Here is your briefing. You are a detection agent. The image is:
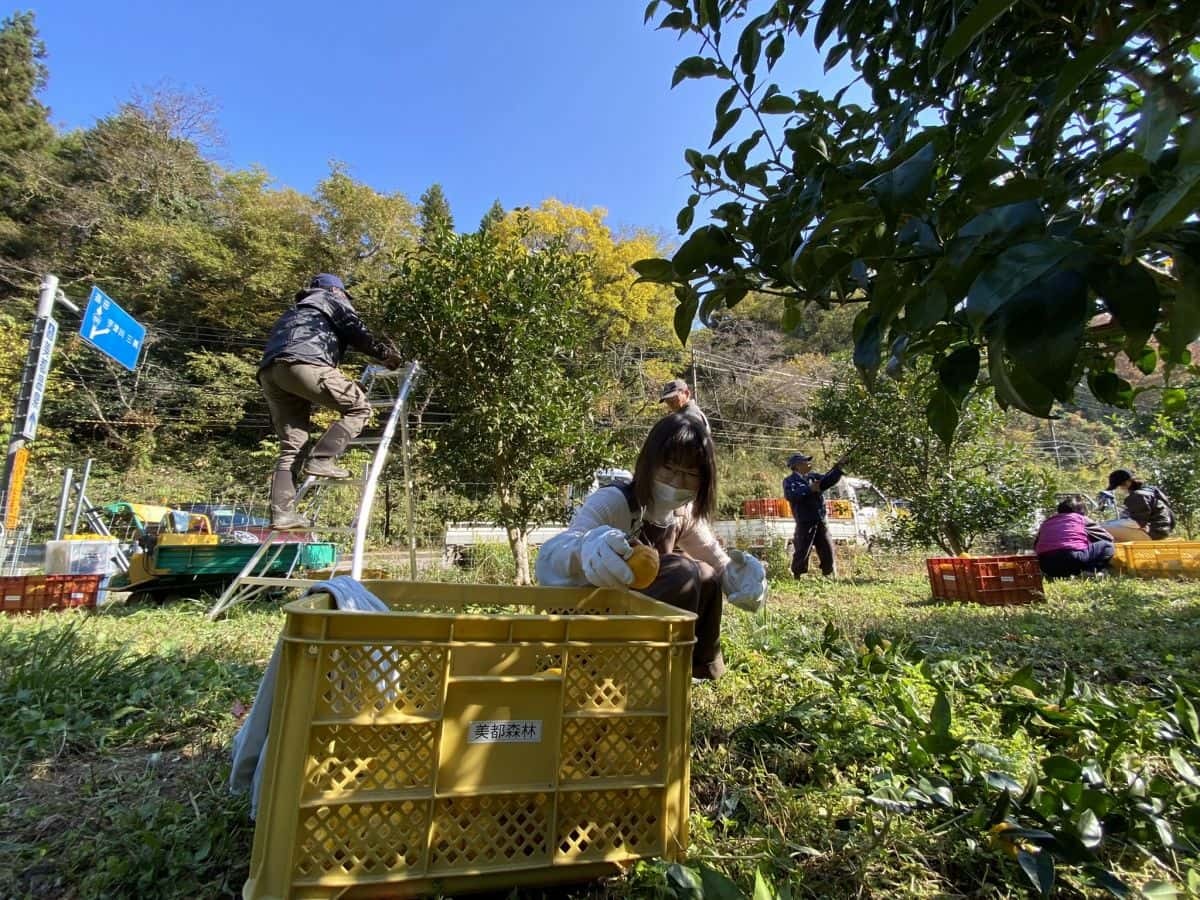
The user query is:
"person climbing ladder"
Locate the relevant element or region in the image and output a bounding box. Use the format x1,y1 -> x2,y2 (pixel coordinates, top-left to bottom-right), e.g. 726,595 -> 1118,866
258,274 -> 402,529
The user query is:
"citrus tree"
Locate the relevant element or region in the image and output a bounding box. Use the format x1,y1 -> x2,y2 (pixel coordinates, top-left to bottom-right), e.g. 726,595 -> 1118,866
636,0 -> 1200,441
809,368 -> 1055,554
380,228 -> 610,583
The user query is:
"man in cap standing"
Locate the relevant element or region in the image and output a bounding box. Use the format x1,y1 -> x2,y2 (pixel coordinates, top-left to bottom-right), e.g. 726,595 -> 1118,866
659,378 -> 709,430
783,451 -> 849,577
258,274 -> 402,529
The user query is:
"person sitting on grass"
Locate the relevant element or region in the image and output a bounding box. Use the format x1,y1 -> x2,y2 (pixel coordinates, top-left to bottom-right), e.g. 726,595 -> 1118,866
1103,468 -> 1175,541
535,412 -> 766,681
1035,498 -> 1115,579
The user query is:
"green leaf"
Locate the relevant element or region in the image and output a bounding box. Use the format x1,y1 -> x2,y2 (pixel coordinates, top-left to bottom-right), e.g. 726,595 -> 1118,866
1136,84 -> 1176,162
701,0 -> 720,32
666,863 -> 702,899
814,0 -> 842,50
968,93 -> 1030,164
1164,253 -> 1200,361
698,864 -> 745,900
906,283 -> 950,331
643,1 -> 661,25
937,0 -> 1020,73
926,389 -> 958,445
1017,849 -> 1055,897
738,23 -> 762,76
1163,387 -> 1187,414
1169,749 -> 1200,787
673,225 -> 737,276
808,201 -> 881,243
1048,11 -> 1156,116
765,33 -> 785,69
1140,882 -> 1177,900
965,239 -> 1081,328
1078,809 -> 1102,849
824,41 -> 850,73
685,148 -> 704,170
1000,268 -> 1089,400
673,56 -> 719,88
1088,371 -> 1135,408
1129,164 -> 1200,243
988,335 -> 1056,416
1176,690 -> 1200,741
760,94 -> 796,114
632,258 -> 677,282
1091,260 -> 1161,355
1133,345 -> 1157,375
930,689 -> 952,735
753,868 -> 781,900
938,345 -> 981,402
986,771 -> 1023,795
676,205 -> 695,234
853,313 -> 882,375
674,285 -> 700,344
1086,868 -> 1131,898
863,141 -> 936,224
1043,755 -> 1083,781
716,84 -> 740,119
710,108 -> 743,147
1095,150 -> 1152,179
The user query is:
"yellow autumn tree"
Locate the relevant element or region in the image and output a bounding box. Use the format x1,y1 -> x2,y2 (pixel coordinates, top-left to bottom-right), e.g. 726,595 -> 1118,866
501,200 -> 680,352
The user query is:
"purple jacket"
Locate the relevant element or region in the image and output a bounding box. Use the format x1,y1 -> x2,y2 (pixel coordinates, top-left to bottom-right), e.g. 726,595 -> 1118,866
1035,513 -> 1090,554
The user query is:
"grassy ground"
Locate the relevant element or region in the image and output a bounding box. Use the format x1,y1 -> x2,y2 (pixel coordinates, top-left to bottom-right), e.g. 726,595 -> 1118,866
0,552 -> 1197,898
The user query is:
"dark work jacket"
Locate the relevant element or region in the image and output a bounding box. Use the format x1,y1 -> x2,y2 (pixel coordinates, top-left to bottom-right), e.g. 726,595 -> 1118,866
259,288 -> 390,370
1123,485 -> 1175,537
783,466 -> 843,523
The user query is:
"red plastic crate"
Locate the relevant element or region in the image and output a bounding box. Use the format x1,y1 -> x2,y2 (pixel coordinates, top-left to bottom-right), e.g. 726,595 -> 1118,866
926,556 -> 1043,605
0,574 -> 102,614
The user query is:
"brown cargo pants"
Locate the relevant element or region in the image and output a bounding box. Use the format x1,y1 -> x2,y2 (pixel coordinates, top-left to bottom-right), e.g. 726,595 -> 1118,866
258,361 -> 371,515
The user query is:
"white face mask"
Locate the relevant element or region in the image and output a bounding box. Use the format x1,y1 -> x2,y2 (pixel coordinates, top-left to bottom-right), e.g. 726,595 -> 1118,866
652,480 -> 697,508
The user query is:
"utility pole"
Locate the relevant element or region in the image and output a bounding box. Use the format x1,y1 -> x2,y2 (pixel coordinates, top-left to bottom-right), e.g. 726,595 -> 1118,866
2,276 -> 62,527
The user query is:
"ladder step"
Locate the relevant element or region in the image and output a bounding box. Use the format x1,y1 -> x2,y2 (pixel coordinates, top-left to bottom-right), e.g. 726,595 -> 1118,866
349,436 -> 384,446
229,576 -> 319,588
368,399 -> 399,408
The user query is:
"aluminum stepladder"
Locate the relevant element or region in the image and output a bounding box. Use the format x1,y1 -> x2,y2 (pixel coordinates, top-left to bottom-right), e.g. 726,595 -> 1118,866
206,360 -> 421,620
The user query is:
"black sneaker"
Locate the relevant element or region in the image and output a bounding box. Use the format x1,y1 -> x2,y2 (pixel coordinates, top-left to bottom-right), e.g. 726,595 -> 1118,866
303,458 -> 351,479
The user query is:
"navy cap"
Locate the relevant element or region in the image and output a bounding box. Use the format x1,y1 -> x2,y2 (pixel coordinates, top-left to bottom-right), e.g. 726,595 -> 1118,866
310,273 -> 346,291
787,453 -> 813,467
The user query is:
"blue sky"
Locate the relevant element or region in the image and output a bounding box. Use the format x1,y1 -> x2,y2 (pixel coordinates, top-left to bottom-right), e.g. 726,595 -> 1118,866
31,1 -> 837,239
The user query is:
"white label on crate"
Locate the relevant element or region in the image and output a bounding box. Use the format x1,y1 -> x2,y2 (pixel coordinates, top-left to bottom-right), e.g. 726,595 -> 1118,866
468,720 -> 543,744
1001,576 -> 1014,583
942,574 -> 956,581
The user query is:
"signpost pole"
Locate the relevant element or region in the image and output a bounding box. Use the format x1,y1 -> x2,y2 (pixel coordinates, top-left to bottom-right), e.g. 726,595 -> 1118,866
1,275 -> 58,525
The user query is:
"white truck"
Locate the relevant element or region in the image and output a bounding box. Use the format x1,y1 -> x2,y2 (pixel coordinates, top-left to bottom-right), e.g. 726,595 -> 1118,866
443,472 -> 894,563
710,477 -> 894,551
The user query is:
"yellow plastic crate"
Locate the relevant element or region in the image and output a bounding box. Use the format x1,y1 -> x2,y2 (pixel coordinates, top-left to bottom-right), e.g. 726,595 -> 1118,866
1110,541 -> 1200,578
244,581 -> 696,899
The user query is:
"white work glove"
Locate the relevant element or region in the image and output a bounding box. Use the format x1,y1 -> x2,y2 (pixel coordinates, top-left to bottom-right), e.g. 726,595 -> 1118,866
580,527 -> 634,588
723,549 -> 767,613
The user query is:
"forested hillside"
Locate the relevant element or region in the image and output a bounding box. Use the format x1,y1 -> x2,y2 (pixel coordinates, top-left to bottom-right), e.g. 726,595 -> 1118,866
1,11 -> 1195,550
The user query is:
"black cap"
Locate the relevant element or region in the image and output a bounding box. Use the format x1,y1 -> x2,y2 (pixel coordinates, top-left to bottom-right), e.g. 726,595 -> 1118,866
1107,468 -> 1134,490
660,379 -> 689,401
787,453 -> 813,467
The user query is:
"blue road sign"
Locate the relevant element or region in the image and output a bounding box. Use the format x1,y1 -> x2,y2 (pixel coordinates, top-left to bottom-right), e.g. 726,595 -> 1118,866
81,286 -> 145,371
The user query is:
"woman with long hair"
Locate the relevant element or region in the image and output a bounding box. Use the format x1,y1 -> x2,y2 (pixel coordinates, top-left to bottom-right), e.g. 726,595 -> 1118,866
536,412 -> 766,680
